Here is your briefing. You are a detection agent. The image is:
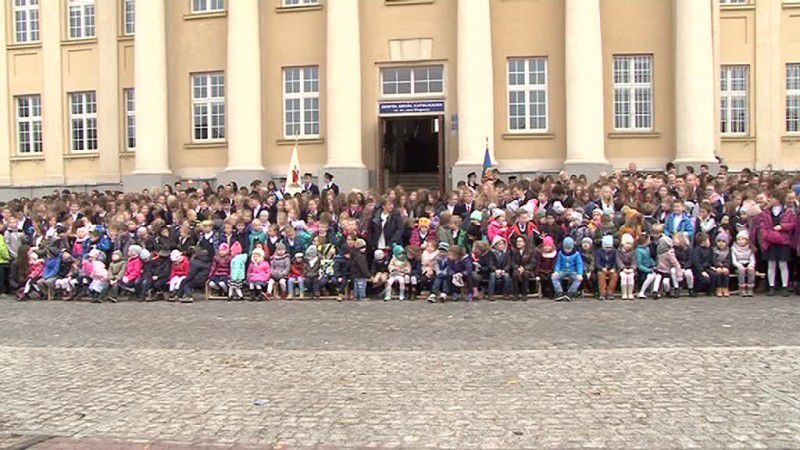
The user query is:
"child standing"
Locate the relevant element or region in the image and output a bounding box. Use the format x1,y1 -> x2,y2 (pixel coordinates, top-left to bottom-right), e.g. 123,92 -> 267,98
731,230 -> 756,297
348,239 -> 369,300
616,233 -> 637,300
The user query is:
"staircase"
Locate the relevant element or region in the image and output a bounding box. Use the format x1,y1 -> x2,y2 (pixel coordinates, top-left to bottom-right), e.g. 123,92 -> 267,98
388,172 -> 441,192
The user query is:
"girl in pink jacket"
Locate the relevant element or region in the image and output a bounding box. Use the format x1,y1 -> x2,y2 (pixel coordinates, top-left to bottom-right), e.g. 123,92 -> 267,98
247,248 -> 271,300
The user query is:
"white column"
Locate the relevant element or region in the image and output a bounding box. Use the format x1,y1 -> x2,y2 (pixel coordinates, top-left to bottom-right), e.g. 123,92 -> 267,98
564,0 -> 609,175
0,0 -> 11,186
41,0 -> 65,184
96,0 -> 121,184
455,0 -> 494,170
674,0 -> 716,167
754,0 -> 782,170
133,0 -> 171,176
224,0 -> 266,177
324,0 -> 367,190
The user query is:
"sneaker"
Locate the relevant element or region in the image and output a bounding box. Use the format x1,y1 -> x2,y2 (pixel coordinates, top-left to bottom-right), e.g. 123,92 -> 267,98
427,294 -> 436,303
438,293 -> 447,302
637,292 -> 647,299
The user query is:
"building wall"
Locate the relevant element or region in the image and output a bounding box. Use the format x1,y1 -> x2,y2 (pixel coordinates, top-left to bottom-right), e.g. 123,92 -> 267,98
1,0 -> 800,195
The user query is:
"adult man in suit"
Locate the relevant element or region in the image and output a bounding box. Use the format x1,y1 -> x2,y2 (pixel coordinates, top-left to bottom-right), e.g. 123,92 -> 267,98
321,172 -> 340,196
302,173 -> 320,196
453,189 -> 476,220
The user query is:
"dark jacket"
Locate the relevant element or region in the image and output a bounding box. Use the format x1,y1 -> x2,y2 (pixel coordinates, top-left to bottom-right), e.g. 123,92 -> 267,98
691,245 -> 714,275
595,248 -> 618,270
510,248 -> 536,273
348,247 -> 370,278
368,209 -> 405,249
490,249 -> 512,273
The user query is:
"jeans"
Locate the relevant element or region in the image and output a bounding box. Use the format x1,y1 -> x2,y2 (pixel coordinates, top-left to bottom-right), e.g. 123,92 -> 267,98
488,271 -> 511,296
431,274 -> 450,295
353,278 -> 367,299
552,271 -> 582,296
288,277 -> 305,296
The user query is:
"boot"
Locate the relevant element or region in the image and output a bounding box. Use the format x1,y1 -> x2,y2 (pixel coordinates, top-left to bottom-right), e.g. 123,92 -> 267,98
740,284 -> 749,297
768,287 -> 776,296
716,287 -> 722,297
689,288 -> 697,298
723,287 -> 730,297
782,287 -> 791,297
399,288 -> 405,301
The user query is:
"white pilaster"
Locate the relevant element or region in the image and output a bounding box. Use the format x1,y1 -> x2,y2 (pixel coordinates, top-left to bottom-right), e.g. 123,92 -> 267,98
220,0 -> 268,186
324,0 -> 367,191
0,0 -> 10,186
674,0 -> 717,168
564,0 -> 610,176
41,0 -> 65,184
97,0 -> 121,183
454,0 -> 494,181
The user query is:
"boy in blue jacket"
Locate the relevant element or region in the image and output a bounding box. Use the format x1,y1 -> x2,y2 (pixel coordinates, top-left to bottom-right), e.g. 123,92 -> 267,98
552,237 -> 584,302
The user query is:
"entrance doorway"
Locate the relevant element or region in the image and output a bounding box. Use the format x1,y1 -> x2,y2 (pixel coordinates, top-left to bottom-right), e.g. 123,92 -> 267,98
378,115 -> 445,193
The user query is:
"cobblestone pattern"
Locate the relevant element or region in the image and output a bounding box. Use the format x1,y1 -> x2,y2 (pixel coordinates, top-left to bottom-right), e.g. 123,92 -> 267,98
1,346 -> 800,448
1,296 -> 799,351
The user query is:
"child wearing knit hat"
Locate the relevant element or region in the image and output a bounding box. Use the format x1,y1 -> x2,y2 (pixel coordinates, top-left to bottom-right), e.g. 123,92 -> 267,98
617,233 -> 637,300
731,230 -> 756,297
712,231 -> 732,297
535,236 -> 558,298
552,236 -> 584,302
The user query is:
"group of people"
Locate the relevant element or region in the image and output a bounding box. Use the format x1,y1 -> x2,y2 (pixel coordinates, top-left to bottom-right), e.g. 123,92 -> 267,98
0,163 -> 798,304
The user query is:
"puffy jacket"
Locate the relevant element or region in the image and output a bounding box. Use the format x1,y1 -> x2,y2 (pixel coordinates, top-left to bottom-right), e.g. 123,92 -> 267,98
151,256 -> 172,282
247,260 -> 271,282
555,250 -> 584,275
230,254 -> 247,282
691,245 -> 713,275
490,249 -> 512,273
534,250 -> 557,276
125,256 -> 144,282
209,254 -> 231,278
487,220 -> 510,244
43,256 -> 61,280
664,213 -> 695,240
0,235 -> 11,265
348,247 -> 370,279
170,256 -> 190,279
635,245 -> 656,273
731,244 -> 755,269
270,253 -> 291,279
616,248 -> 637,270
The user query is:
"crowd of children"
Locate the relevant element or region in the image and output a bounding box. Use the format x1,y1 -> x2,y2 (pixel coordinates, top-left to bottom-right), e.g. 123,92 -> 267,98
1,164 -> 799,303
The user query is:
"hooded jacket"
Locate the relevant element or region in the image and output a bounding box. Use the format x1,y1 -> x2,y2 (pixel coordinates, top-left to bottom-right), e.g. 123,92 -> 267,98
247,259 -> 272,282
555,249 -> 584,274
635,245 -> 656,273
125,256 -> 144,282
230,254 -> 247,282
655,237 -> 681,273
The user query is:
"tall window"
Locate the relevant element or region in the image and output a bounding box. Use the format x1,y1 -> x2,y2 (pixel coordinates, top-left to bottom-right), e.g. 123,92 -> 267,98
282,0 -> 319,5
613,55 -> 653,131
192,73 -> 225,142
787,64 -> 800,134
69,92 -> 98,152
13,0 -> 39,43
507,57 -> 548,132
283,66 -> 320,138
381,66 -> 444,96
16,95 -> 42,154
124,89 -> 136,149
123,0 -> 135,35
192,0 -> 224,13
720,65 -> 749,135
68,0 -> 95,39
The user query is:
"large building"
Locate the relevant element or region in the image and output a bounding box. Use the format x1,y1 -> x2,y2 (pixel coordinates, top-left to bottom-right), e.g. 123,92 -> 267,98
0,0 -> 799,197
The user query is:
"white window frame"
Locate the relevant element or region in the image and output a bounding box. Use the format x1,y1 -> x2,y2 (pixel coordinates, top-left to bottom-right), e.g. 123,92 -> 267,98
124,88 -> 136,150
380,65 -> 445,99
720,65 -> 749,136
69,91 -> 98,152
283,66 -> 320,139
191,0 -> 224,13
612,55 -> 654,132
13,0 -> 40,44
123,0 -> 135,35
16,95 -> 42,155
787,63 -> 800,135
282,0 -> 319,6
191,72 -> 226,142
506,57 -> 548,133
720,0 -> 748,4
68,0 -> 95,39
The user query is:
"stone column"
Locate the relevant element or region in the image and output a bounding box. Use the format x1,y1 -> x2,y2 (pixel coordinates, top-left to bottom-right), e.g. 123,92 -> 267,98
218,0 -> 268,187
674,0 -> 717,171
564,0 -> 611,178
41,0 -> 65,185
96,0 -> 121,185
0,0 -> 11,189
324,0 -> 368,192
754,0 -> 782,170
454,0 -> 494,184
123,0 -> 177,191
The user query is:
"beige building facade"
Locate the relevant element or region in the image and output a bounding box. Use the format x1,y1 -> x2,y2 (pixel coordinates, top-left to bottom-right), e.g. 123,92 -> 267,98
1,0 -> 800,197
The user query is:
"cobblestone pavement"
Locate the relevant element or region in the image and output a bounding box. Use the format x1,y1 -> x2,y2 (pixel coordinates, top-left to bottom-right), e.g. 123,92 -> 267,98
1,297 -> 799,448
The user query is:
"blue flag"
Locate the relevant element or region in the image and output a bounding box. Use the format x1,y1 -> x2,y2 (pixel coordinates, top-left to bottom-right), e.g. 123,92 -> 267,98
481,140 -> 492,178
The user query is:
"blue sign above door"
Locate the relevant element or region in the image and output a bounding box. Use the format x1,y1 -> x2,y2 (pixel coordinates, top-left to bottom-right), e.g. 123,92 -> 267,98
379,100 -> 445,115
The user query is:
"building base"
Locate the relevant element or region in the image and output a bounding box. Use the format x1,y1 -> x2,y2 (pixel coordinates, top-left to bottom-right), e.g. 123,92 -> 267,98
673,158 -> 720,175
122,173 -> 180,192
323,166 -> 370,193
451,164 -> 484,189
562,160 -> 614,180
215,168 -> 270,189
0,183 -> 124,201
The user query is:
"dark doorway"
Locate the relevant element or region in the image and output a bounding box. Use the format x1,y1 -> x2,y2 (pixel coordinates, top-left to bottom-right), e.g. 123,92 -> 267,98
379,115 -> 444,193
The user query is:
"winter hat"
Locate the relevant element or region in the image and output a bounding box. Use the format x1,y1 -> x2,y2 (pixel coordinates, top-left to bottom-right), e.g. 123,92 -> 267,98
170,249 -> 182,262
601,235 -> 613,249
218,243 -> 230,254
127,244 -> 142,257
392,244 -> 405,258
621,233 -> 634,246
736,229 -> 750,241
230,241 -> 243,257
492,209 -> 505,219
88,248 -> 102,260
374,249 -> 385,260
563,237 -> 575,251
293,252 -> 304,259
569,211 -> 583,223
491,235 -> 506,248
139,249 -> 151,262
469,210 -> 483,223
305,245 -> 318,259
438,242 -> 450,251
111,250 -> 123,261
417,217 -> 431,228
551,201 -> 565,215
355,238 -> 367,249
542,236 -> 555,249
252,248 -> 265,259
581,237 -> 594,248
158,247 -> 171,258
716,231 -> 730,244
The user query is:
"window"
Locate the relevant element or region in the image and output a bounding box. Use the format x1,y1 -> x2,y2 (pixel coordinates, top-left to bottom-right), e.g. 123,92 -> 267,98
68,0 -> 95,39
16,95 -> 42,154
613,55 -> 653,131
123,0 -> 135,35
720,0 -> 748,4
720,65 -> 749,135
192,73 -> 225,141
788,64 -> 800,134
507,57 -> 548,132
282,0 -> 319,5
381,66 -> 444,96
124,89 -> 136,149
69,92 -> 98,152
283,66 -> 319,138
192,0 -> 224,13
13,0 -> 39,43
